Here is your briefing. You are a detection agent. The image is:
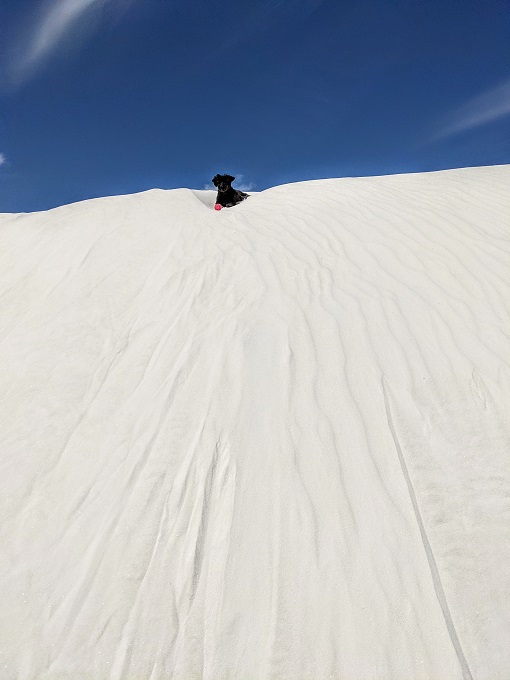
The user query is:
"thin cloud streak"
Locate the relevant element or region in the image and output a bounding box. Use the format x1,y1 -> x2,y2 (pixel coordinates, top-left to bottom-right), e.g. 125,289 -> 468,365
12,0 -> 106,83
6,0 -> 133,85
0,153 -> 6,167
434,77 -> 510,141
32,0 -> 103,64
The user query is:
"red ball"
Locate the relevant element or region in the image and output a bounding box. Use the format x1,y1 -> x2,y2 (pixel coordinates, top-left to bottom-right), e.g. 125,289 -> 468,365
214,203 -> 222,211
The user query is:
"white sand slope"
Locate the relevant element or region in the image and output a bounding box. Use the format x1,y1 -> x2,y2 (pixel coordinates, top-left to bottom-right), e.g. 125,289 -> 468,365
1,166 -> 509,680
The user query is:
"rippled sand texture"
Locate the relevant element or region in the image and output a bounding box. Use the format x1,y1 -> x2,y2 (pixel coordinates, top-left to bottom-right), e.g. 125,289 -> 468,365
1,166 -> 509,680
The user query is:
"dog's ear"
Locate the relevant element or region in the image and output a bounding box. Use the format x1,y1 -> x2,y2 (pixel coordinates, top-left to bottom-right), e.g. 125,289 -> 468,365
225,175 -> 235,183
212,175 -> 220,187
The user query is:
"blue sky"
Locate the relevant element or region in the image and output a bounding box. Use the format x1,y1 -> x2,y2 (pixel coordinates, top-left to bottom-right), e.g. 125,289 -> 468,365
0,0 -> 509,212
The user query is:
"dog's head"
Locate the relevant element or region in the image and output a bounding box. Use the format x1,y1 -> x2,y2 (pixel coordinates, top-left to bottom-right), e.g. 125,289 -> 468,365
212,174 -> 235,193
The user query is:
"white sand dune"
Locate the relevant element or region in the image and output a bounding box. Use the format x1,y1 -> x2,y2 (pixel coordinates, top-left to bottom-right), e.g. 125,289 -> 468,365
1,166 -> 509,680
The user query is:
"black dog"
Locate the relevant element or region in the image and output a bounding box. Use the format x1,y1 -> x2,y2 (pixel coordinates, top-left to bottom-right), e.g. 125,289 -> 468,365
212,174 -> 249,208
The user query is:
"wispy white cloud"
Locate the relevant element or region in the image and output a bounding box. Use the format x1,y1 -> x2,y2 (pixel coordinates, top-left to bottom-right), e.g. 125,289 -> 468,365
433,77 -> 510,141
5,0 -> 132,86
236,180 -> 255,192
229,174 -> 255,192
0,153 -> 6,167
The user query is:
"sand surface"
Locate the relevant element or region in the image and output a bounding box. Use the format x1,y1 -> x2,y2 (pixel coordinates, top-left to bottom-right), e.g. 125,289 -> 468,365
1,166 -> 510,679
